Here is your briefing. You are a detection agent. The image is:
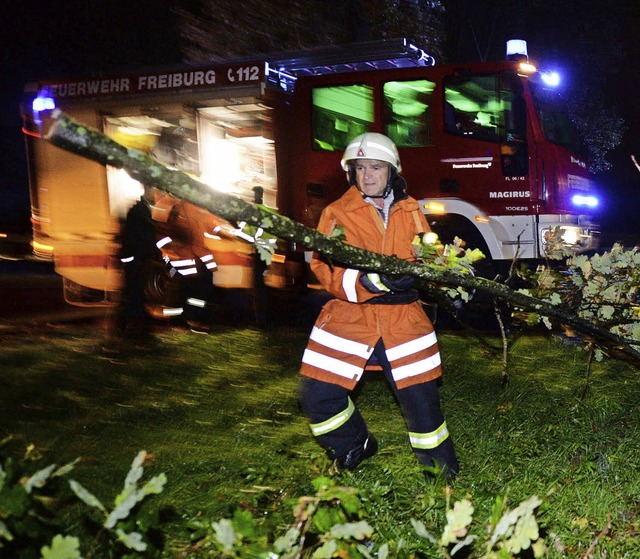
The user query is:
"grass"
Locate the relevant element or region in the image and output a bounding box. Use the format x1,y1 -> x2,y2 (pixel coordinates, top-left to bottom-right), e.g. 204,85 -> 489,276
1,319 -> 639,557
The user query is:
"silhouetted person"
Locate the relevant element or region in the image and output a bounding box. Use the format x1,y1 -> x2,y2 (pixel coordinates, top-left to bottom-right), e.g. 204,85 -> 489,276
117,189 -> 162,346
251,186 -> 270,327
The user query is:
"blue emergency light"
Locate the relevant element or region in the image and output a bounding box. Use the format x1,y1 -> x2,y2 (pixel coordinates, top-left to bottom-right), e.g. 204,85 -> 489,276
506,39 -> 528,60
32,96 -> 56,113
541,71 -> 560,87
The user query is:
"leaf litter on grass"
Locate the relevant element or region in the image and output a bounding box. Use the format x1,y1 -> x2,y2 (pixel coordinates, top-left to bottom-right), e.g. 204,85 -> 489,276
1,324 -> 640,556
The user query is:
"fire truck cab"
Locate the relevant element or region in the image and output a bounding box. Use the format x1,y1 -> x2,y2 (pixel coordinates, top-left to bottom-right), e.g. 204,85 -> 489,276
285,40 -> 599,269
22,39 -> 599,312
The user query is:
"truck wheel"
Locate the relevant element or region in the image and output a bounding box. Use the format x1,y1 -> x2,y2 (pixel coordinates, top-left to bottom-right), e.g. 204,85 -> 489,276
428,216 -> 499,280
143,260 -> 184,320
427,216 -> 502,329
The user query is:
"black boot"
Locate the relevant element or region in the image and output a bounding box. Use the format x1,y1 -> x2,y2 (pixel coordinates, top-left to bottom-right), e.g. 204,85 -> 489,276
423,459 -> 458,483
335,433 -> 378,471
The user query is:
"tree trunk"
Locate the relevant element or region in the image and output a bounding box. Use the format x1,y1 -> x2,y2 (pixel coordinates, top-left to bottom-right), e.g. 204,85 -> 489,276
45,111 -> 640,362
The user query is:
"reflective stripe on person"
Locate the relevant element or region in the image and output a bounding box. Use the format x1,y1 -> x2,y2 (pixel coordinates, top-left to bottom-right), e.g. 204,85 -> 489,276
151,195 -> 220,333
154,235 -> 217,333
298,133 -> 459,480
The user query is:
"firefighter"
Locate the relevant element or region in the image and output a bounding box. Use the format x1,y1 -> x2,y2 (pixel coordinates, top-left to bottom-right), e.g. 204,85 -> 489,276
299,133 -> 459,480
153,196 -> 217,333
117,187 -> 162,344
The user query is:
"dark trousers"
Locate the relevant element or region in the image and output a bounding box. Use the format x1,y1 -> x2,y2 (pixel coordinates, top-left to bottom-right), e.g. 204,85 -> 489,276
117,260 -> 153,342
182,259 -> 214,324
299,338 -> 459,473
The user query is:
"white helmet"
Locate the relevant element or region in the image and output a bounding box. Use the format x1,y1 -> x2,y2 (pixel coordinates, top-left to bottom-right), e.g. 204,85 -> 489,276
341,133 -> 401,173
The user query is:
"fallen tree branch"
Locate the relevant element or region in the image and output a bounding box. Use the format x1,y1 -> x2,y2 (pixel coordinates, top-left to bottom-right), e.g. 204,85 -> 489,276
581,512 -> 611,559
45,111 -> 640,362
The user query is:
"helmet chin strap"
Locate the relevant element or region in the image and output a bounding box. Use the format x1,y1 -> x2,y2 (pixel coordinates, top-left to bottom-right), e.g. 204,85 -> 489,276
364,190 -> 390,199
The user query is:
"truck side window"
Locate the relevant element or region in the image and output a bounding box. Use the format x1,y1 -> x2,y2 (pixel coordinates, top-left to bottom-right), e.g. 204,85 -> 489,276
530,81 -> 581,151
500,71 -> 529,176
443,74 -> 504,143
312,85 -> 373,151
383,79 -> 434,147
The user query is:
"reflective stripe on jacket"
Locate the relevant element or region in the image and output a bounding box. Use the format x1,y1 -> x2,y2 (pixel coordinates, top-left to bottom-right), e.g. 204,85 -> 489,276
300,185 -> 442,390
156,236 -> 217,276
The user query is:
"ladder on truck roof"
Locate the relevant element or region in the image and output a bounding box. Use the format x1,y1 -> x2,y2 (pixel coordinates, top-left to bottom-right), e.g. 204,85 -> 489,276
266,38 -> 435,91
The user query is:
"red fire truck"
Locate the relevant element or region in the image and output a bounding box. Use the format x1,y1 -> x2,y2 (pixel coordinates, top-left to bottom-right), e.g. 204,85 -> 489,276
21,39 -> 599,315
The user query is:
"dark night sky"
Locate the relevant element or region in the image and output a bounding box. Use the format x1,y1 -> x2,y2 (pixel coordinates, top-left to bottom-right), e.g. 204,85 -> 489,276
1,1 -> 639,244
0,0 -> 185,232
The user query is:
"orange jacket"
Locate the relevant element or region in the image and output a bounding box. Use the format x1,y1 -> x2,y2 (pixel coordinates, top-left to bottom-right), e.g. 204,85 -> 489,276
300,185 -> 443,390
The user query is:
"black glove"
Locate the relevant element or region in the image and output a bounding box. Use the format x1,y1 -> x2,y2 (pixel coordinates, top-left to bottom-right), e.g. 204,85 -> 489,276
360,272 -> 415,293
381,273 -> 415,291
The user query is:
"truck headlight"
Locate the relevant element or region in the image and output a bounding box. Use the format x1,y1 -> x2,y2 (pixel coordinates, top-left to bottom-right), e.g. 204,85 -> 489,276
561,227 -> 579,246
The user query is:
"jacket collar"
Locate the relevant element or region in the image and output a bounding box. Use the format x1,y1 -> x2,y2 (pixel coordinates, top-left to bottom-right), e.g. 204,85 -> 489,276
341,185 -> 418,213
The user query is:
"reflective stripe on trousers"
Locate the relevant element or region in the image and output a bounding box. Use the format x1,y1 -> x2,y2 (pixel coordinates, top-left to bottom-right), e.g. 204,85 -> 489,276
299,338 -> 458,472
309,397 -> 356,437
299,379 -> 368,459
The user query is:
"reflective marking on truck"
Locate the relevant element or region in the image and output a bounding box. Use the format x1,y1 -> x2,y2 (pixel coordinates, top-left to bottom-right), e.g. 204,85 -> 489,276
227,65 -> 261,82
56,255 -> 111,267
42,78 -> 131,97
489,191 -> 530,198
441,156 -> 494,169
441,157 -> 493,163
138,70 -> 216,90
571,156 -> 587,169
37,64 -> 265,100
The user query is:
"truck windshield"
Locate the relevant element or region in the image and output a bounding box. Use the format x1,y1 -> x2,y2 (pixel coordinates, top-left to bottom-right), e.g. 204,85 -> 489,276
443,74 -> 506,143
383,79 -> 435,147
312,84 -> 373,151
529,82 -> 582,153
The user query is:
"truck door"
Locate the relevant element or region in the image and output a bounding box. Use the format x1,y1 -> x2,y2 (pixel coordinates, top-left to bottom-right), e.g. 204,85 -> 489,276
26,105 -> 122,304
290,81 -> 375,228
